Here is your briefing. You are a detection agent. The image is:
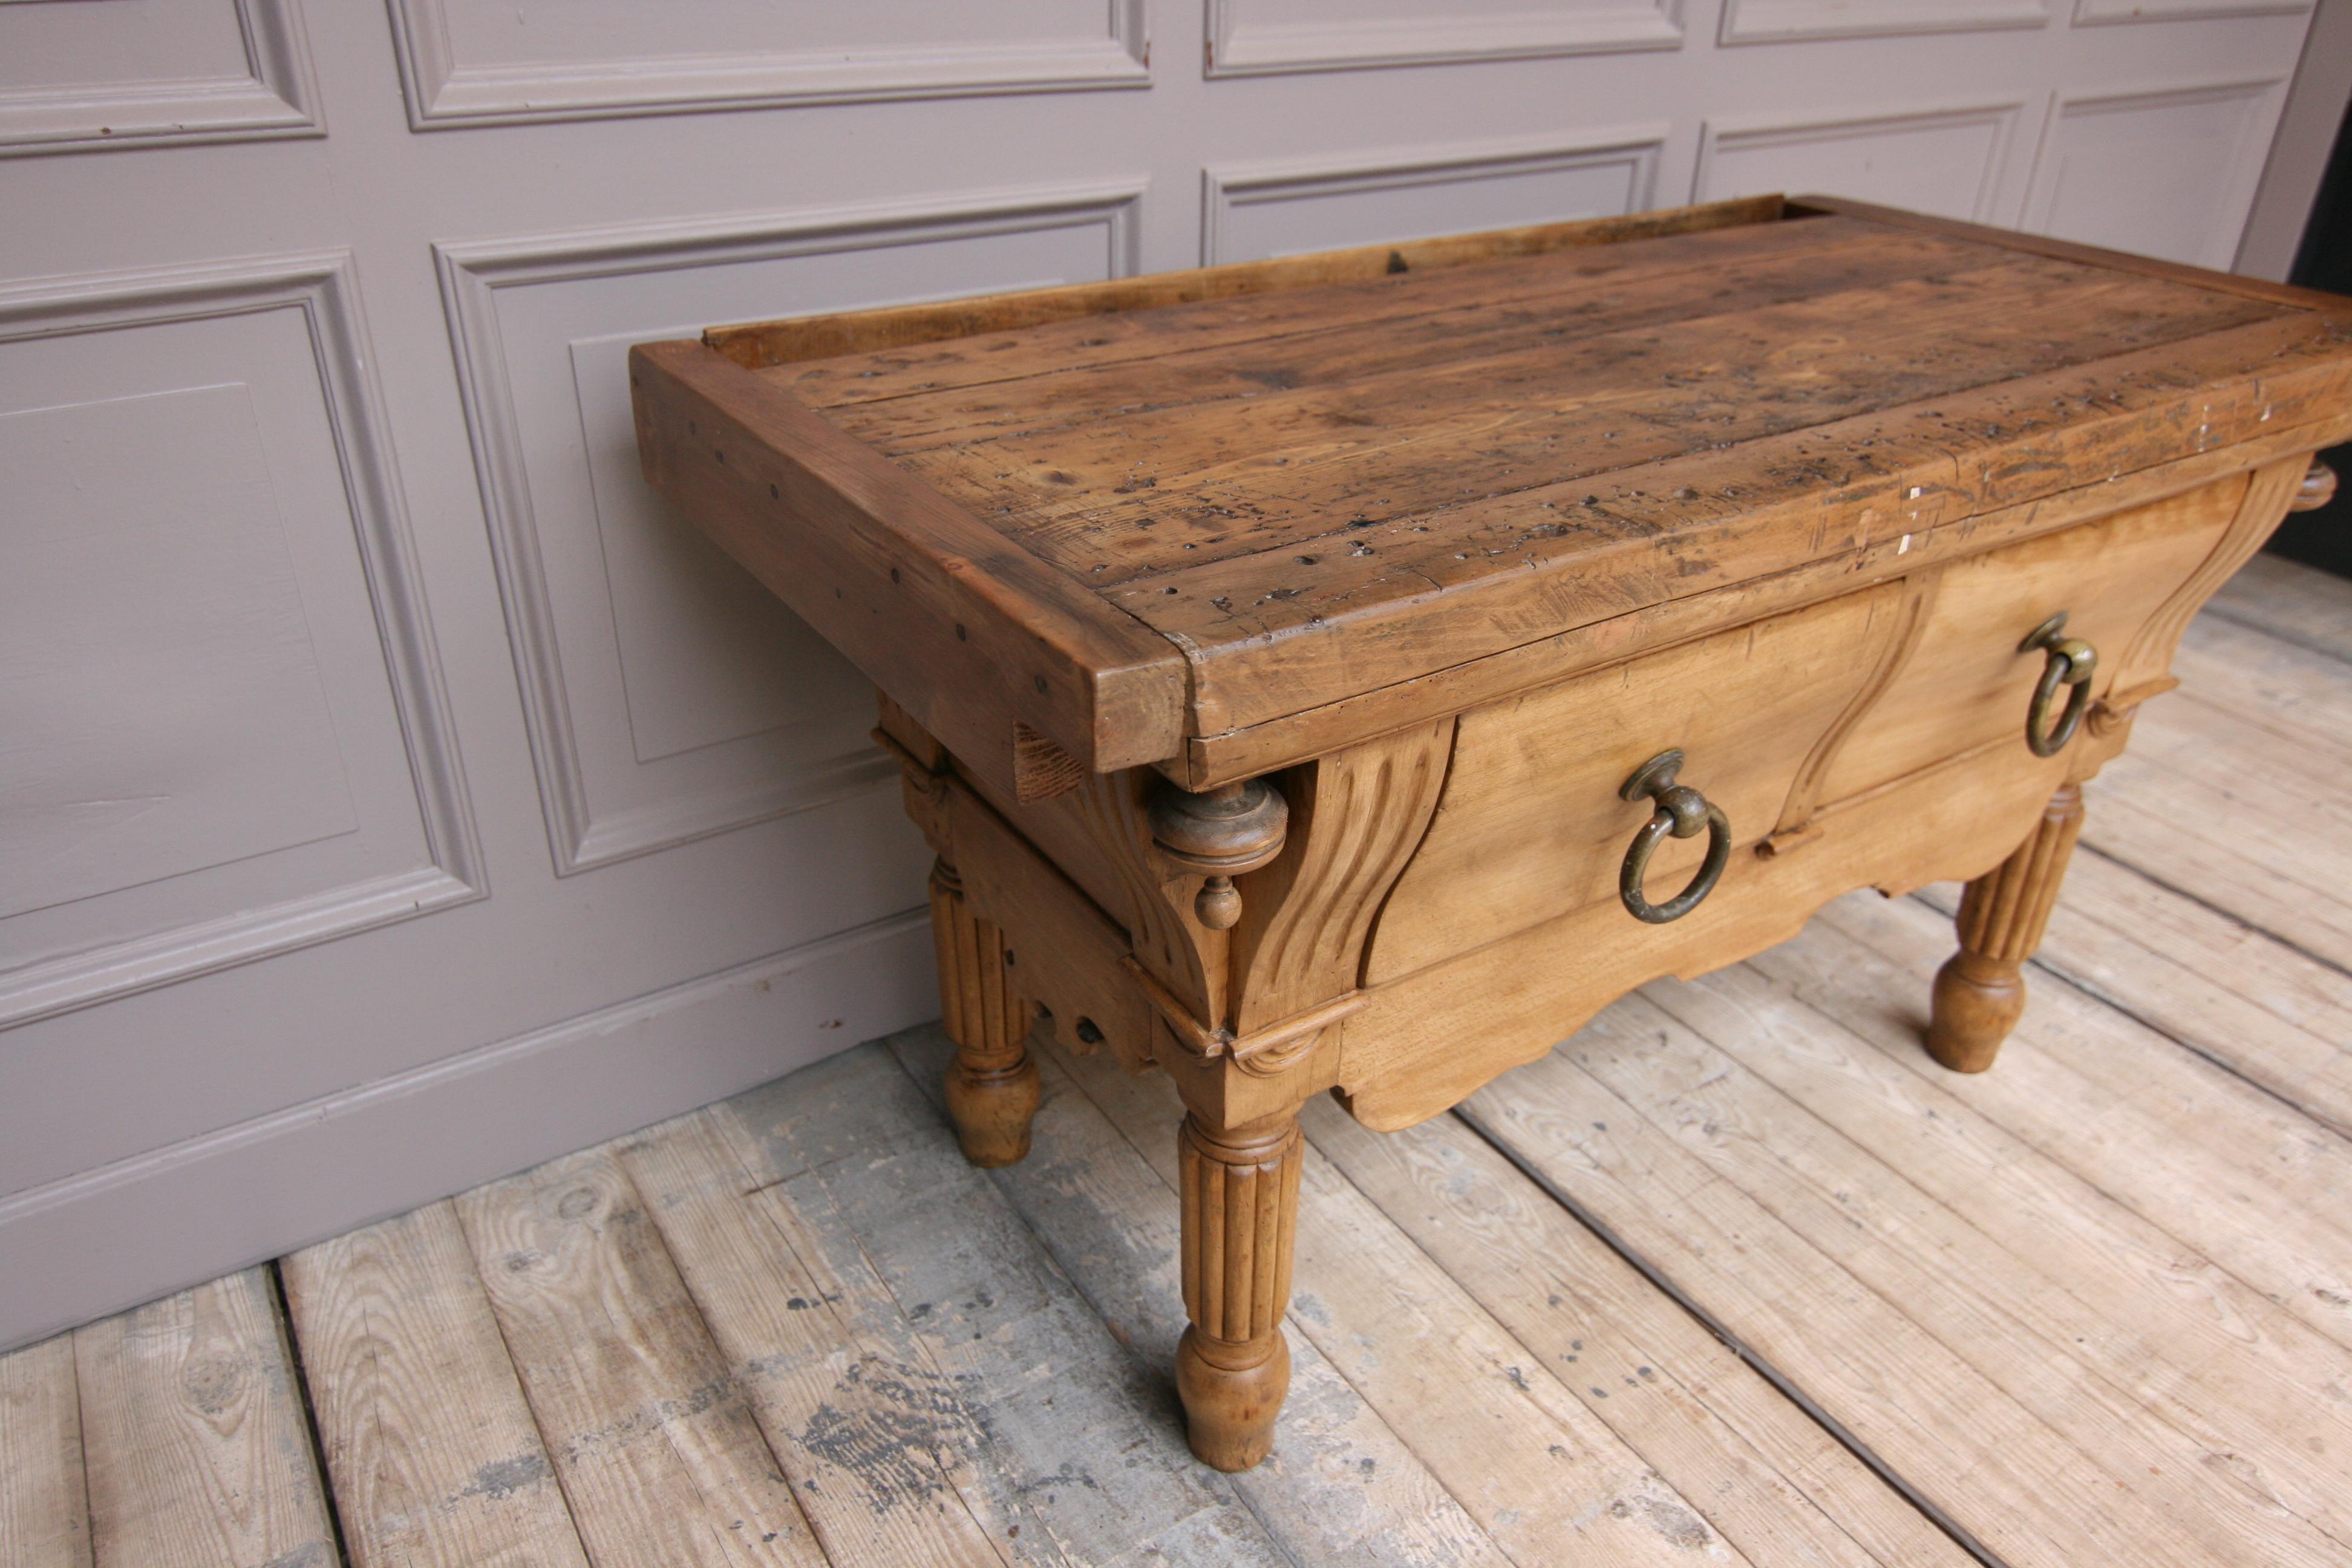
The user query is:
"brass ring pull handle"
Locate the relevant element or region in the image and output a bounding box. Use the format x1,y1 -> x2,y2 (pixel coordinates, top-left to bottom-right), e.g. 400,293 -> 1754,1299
1618,750 -> 1733,925
2019,613 -> 2099,758
2293,459 -> 2336,512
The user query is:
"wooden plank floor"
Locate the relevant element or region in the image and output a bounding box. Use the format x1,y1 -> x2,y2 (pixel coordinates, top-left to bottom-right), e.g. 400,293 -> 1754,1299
7,558 -> 2351,1568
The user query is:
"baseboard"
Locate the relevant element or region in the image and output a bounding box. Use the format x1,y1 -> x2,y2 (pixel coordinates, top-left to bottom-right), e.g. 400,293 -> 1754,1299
0,907 -> 936,1352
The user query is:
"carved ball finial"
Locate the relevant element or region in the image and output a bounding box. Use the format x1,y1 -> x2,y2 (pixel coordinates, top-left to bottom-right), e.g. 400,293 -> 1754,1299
1149,777 -> 1289,930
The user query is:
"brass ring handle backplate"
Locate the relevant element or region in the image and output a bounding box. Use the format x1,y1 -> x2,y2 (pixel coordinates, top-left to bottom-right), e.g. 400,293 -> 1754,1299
1618,749 -> 1733,924
2019,613 -> 2098,757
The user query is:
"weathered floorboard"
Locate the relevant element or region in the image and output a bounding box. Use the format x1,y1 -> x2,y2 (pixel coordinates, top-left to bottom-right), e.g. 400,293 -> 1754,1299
613,1105 -> 1015,1567
1798,895 -> 2352,1353
2206,551 -> 2352,665
1298,1101 -> 1974,1568
74,1266 -> 336,1568
280,1201 -> 589,1568
993,1031 -> 1765,1567
1615,971 -> 2352,1562
1462,1035 -> 2254,1568
1924,846 -> 2352,1138
455,1148 -> 826,1567
0,1332 -> 92,1568
723,1044 -> 1292,1567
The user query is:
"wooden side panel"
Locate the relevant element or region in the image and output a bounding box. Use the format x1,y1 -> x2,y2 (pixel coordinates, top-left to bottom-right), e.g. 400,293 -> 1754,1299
1339,738 -> 2067,1129
1368,586 -> 1895,982
1814,475 -> 2249,806
629,339 -> 1186,790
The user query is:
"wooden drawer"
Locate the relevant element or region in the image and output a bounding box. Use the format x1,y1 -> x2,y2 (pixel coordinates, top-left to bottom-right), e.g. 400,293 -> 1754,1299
1810,474 -> 2249,808
1365,584 -> 1903,982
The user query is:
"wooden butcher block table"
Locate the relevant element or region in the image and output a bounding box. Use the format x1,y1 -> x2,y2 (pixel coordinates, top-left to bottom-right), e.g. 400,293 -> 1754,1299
633,194 -> 2351,1471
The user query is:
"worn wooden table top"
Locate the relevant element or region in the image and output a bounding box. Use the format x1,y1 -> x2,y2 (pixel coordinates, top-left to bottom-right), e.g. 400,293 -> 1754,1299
633,197 -> 2352,791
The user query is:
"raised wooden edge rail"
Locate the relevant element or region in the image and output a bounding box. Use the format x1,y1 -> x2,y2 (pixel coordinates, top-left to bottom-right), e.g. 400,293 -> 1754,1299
701,194 -> 1788,369
629,337 -> 1187,801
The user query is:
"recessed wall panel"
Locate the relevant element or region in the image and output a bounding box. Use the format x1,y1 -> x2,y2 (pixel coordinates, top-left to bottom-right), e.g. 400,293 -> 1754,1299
1207,0 -> 1682,74
0,385 -> 354,920
0,256 -> 477,1026
0,0 -> 318,155
2024,80 -> 2284,267
437,186 -> 1146,872
1204,134 -> 1665,266
1697,103 -> 2025,223
390,0 -> 1146,126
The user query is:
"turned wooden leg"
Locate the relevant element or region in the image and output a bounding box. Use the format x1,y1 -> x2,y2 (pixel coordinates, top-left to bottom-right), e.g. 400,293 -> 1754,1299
929,859 -> 1040,1168
1175,1109 -> 1301,1471
1928,783 -> 2085,1073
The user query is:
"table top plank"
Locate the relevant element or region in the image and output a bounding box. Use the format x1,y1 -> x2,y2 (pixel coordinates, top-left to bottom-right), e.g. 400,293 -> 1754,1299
645,200 -> 2352,777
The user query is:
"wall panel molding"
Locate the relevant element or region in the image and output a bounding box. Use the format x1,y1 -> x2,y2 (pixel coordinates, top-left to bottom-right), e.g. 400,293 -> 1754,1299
2022,76 -> 2287,268
1202,129 -> 1667,266
2073,0 -> 2306,22
1720,0 -> 2047,44
435,181 -> 1146,875
388,0 -> 1148,129
0,907 -> 933,1352
0,0 -> 321,157
1695,100 -> 2028,223
1205,0 -> 1681,74
0,253 -> 483,1027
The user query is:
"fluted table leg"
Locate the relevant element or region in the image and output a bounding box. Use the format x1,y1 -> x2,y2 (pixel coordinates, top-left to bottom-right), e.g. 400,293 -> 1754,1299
1175,1109 -> 1301,1471
930,858 -> 1041,1167
1929,783 -> 2085,1073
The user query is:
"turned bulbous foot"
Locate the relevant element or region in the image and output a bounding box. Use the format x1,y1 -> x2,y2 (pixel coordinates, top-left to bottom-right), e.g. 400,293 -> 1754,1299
1927,951 -> 2025,1073
1926,781 -> 2084,1074
943,1052 -> 1041,1168
1177,1325 -> 1290,1472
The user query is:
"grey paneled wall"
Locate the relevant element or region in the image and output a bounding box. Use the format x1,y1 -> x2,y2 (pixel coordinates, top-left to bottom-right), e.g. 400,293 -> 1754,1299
0,0 -> 2327,1347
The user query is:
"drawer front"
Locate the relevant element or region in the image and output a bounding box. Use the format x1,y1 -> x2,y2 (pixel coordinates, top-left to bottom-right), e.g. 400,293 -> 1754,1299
1365,584 -> 1901,982
1811,474 -> 2249,809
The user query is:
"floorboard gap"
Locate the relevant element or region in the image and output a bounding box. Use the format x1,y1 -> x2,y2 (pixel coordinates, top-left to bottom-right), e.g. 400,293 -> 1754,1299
269,1259 -> 355,1568
1449,1103 -> 2014,1568
2073,839 -> 2352,985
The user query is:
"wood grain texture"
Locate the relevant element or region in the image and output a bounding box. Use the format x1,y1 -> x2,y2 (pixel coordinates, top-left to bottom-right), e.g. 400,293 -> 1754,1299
629,338 -> 1185,788
1675,903 -> 2352,1558
1171,421 -> 2346,787
1370,586 -> 1890,979
1339,729 -> 2070,1129
886,1027 -> 1518,1567
455,1148 -> 826,1567
643,201 -> 2352,767
982,1029 -> 1779,1567
1799,893 -> 2352,1358
1465,1005 -> 2297,1568
74,1267 -> 337,1568
1229,719 -> 1453,1033
1301,1100 -> 1973,1568
0,1333 -> 91,1568
722,1046 -> 1290,1565
613,1106 -> 1014,1568
704,195 -> 1788,368
279,1201 -> 588,1568
2206,552 -> 2352,665
930,858 -> 1042,1168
